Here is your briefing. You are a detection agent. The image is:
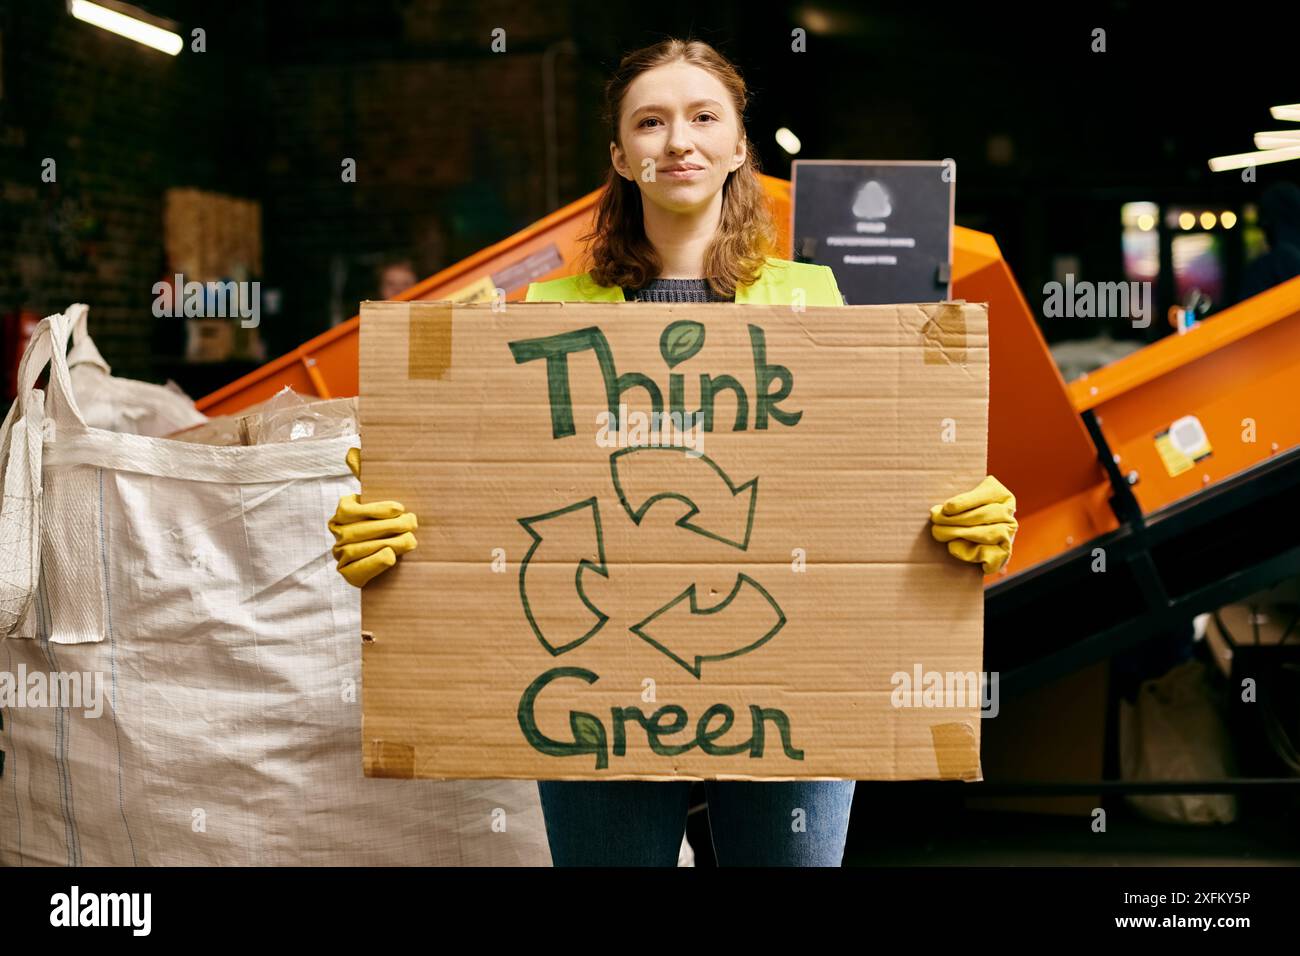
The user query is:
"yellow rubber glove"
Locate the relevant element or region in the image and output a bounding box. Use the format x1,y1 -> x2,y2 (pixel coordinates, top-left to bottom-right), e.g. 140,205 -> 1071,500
929,475 -> 1018,574
328,447 -> 418,587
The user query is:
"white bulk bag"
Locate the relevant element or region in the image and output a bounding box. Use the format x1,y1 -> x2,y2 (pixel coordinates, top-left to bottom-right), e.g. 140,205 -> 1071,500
0,307 -> 550,865
64,304 -> 209,438
0,316 -> 49,636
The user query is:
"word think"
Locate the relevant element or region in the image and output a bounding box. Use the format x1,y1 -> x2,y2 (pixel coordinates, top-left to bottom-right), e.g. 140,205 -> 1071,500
509,323 -> 800,440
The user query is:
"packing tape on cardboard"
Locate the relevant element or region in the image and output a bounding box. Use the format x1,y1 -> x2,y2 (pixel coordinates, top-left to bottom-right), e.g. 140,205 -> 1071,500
408,302 -> 454,380
921,303 -> 967,366
368,740 -> 416,779
930,721 -> 980,780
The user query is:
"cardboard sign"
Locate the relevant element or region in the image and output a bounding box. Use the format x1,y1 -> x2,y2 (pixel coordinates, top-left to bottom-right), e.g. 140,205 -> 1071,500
359,300 -> 988,781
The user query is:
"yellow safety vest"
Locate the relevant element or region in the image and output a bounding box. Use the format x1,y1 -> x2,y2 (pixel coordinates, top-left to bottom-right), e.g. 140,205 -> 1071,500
525,255 -> 844,307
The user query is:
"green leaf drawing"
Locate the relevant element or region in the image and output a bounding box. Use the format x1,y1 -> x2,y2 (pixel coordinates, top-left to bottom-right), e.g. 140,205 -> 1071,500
571,712 -> 605,749
659,320 -> 705,368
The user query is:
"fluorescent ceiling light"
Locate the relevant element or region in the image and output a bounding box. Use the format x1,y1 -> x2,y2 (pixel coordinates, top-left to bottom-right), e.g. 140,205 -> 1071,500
1254,130 -> 1300,149
775,127 -> 802,155
1269,104 -> 1300,122
68,0 -> 182,56
1208,144 -> 1300,172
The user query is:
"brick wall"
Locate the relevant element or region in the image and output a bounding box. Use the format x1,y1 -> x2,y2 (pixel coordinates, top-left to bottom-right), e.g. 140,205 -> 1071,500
260,0 -> 587,354
0,0 -> 263,382
0,0 -> 589,386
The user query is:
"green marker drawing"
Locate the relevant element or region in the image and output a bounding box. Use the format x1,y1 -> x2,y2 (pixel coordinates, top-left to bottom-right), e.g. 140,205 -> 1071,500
517,498 -> 610,655
629,573 -> 786,678
659,319 -> 705,367
609,447 -> 758,551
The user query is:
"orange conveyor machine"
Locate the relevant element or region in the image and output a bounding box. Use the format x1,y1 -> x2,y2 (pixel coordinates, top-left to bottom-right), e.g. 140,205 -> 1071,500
198,174 -> 1300,696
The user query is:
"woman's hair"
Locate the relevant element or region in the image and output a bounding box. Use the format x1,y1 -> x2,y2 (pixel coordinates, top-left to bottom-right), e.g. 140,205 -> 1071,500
580,38 -> 776,298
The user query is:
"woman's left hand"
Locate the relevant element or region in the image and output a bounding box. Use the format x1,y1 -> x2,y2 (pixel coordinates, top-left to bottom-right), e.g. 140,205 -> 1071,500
929,475 -> 1018,574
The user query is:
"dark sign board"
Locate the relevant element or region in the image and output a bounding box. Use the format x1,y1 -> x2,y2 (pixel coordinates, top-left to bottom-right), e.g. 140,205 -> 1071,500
791,160 -> 954,305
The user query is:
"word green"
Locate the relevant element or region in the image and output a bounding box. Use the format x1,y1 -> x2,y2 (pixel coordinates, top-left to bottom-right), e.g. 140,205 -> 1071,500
517,667 -> 805,769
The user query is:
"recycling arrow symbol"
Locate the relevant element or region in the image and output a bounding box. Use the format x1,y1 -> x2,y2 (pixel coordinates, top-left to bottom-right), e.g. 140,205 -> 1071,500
610,447 -> 757,550
629,574 -> 786,678
517,451 -> 785,676
518,498 -> 609,656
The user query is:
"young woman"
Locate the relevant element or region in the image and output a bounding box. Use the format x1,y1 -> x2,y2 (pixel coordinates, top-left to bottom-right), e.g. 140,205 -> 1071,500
328,39 -> 1018,866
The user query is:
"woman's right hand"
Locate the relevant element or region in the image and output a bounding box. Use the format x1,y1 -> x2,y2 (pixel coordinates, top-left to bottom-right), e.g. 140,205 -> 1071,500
328,447 -> 418,588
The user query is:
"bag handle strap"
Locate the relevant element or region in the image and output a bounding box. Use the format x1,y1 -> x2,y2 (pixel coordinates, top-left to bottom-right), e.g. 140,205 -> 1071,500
48,305 -> 87,426
1,306 -> 87,436
70,302 -> 90,346
0,313 -> 56,473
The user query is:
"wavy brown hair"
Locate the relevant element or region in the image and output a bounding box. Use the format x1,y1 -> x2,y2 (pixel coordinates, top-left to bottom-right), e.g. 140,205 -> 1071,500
580,38 -> 777,299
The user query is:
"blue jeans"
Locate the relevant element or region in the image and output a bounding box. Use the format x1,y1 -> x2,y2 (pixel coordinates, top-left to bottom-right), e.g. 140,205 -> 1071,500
536,780 -> 856,866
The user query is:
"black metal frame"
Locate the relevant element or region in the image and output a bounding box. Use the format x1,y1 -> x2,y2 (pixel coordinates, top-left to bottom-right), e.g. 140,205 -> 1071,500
986,414 -> 1300,697
870,415 -> 1300,801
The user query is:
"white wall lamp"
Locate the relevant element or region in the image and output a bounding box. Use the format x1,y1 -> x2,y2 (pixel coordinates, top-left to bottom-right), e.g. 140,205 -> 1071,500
67,0 -> 182,56
1209,104 -> 1300,172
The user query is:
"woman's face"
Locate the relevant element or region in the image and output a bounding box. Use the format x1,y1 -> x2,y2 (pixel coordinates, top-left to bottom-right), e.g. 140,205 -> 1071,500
612,61 -> 747,215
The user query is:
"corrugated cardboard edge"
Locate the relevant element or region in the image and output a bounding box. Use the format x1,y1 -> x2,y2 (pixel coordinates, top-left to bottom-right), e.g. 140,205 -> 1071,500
931,721 -> 982,780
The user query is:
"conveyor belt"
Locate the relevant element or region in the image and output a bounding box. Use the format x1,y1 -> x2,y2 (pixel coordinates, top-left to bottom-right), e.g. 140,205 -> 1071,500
198,177 -> 1300,696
